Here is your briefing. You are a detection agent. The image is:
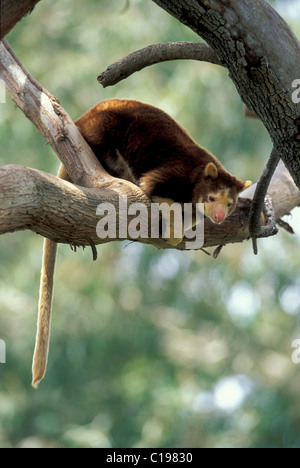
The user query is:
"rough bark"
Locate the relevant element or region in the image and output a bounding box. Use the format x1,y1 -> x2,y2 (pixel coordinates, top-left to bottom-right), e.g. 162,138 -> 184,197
0,0 -> 41,39
0,163 -> 298,251
0,165 -> 151,247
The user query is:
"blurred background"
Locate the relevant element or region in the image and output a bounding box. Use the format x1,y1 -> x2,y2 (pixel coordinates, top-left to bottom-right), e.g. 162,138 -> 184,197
0,0 -> 300,448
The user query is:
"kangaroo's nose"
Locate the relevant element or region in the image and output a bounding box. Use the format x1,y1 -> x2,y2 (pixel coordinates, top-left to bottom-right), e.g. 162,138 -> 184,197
212,208 -> 226,224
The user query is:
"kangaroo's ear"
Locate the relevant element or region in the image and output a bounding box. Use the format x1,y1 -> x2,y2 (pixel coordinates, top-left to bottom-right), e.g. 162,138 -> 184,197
241,180 -> 252,191
204,162 -> 218,179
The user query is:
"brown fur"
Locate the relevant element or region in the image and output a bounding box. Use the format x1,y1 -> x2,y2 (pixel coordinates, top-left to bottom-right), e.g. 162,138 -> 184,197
32,99 -> 251,388
75,99 -> 249,204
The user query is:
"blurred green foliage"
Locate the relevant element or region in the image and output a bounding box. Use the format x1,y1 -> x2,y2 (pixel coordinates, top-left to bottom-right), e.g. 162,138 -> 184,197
0,0 -> 300,448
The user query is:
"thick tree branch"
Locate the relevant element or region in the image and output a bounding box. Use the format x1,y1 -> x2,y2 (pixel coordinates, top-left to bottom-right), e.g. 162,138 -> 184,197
0,163 -> 298,251
98,41 -> 223,88
0,0 -> 41,40
0,164 -> 250,250
0,165 -> 152,246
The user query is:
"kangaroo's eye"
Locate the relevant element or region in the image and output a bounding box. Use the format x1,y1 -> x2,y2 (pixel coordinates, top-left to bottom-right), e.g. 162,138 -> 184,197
228,202 -> 233,209
208,196 -> 216,203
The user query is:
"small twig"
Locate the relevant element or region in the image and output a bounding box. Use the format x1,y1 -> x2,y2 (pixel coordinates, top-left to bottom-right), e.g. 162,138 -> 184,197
200,248 -> 211,256
98,41 -> 223,88
243,105 -> 259,120
88,239 -> 98,261
249,147 -> 281,254
277,218 -> 295,234
213,245 -> 223,259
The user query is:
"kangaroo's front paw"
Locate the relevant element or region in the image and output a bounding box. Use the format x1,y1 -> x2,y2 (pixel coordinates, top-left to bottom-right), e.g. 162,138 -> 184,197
165,235 -> 184,247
